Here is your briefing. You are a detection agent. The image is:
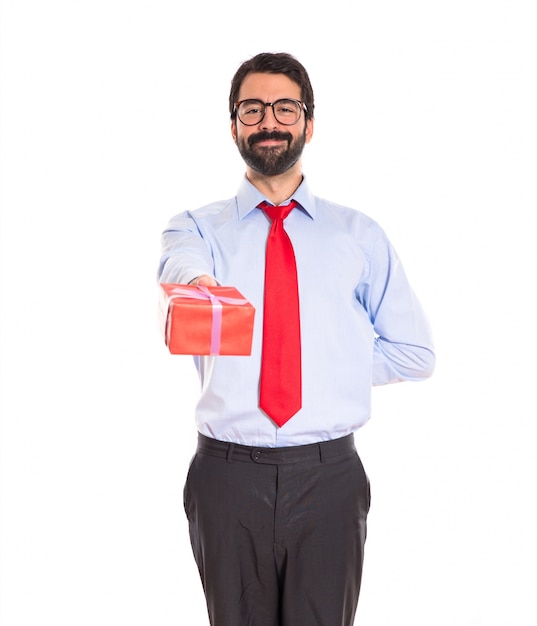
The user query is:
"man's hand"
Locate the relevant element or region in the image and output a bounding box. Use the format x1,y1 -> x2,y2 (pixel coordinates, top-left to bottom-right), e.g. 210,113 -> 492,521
190,274 -> 218,287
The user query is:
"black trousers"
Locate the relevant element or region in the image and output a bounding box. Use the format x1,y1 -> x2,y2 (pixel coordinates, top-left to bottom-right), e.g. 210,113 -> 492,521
183,433 -> 371,626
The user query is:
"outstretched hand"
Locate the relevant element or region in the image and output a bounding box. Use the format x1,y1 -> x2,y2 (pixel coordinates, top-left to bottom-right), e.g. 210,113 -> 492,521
191,274 -> 218,287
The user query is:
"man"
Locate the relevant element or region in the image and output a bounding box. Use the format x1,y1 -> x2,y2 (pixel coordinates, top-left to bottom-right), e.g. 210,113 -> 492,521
158,52 -> 435,626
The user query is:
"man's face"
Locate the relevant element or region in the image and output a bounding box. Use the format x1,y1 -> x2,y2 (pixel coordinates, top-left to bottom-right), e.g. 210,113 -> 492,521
231,72 -> 313,177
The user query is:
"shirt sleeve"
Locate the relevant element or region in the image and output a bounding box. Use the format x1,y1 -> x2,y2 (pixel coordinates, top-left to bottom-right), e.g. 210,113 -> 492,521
356,227 -> 436,385
157,211 -> 215,285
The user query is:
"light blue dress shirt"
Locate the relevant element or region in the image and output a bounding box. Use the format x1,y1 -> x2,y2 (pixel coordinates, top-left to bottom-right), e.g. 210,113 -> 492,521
159,176 -> 435,447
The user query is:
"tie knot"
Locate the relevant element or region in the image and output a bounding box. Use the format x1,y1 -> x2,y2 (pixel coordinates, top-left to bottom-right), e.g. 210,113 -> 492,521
258,200 -> 299,222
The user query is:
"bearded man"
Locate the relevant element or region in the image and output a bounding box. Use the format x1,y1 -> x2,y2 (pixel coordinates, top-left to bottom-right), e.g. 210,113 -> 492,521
158,52 -> 435,626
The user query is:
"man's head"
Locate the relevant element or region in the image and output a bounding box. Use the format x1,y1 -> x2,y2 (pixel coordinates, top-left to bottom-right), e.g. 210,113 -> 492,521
230,53 -> 315,178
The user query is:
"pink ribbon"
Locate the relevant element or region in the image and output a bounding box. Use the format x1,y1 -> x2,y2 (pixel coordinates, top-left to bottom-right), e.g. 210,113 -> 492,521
167,285 -> 248,355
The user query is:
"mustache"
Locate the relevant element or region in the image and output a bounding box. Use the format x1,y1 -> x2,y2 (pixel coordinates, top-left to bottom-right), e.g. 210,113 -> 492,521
248,131 -> 293,147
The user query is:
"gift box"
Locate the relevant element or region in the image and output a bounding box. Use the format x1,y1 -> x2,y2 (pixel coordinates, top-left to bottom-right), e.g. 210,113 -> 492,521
159,283 -> 255,356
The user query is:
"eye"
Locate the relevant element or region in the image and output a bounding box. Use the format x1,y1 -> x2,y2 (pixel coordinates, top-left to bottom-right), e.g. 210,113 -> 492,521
274,100 -> 300,116
239,100 -> 264,116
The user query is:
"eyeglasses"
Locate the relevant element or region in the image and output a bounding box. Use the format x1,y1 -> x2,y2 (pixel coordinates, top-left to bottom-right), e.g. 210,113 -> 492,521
234,98 -> 307,126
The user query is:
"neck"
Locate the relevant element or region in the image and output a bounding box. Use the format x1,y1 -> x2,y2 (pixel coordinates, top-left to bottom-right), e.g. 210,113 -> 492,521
245,163 -> 303,206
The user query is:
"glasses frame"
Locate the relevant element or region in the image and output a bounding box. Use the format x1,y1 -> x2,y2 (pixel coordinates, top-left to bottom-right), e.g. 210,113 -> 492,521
234,98 -> 308,126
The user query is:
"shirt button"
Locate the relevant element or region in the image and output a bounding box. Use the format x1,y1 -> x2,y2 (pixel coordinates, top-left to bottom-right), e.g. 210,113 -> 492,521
252,450 -> 262,462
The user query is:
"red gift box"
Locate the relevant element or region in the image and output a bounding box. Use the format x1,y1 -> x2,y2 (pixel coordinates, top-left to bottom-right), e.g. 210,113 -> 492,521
159,283 -> 255,356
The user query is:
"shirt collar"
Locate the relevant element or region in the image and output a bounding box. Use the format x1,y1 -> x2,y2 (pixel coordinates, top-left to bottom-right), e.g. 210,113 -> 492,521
236,175 -> 316,220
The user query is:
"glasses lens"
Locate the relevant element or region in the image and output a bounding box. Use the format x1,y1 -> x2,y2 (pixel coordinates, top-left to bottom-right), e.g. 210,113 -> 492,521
237,99 -> 303,126
272,99 -> 302,125
237,100 -> 265,125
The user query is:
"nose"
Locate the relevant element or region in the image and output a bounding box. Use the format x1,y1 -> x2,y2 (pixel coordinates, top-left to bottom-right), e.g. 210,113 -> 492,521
260,104 -> 279,130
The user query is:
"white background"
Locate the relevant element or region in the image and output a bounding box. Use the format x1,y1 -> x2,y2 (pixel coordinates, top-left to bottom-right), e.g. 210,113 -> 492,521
1,1 -> 536,625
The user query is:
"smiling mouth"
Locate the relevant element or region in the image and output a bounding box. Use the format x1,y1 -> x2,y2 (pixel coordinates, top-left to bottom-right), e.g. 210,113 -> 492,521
255,139 -> 287,147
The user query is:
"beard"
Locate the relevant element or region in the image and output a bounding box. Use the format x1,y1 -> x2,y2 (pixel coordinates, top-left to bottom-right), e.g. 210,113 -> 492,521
236,129 -> 307,177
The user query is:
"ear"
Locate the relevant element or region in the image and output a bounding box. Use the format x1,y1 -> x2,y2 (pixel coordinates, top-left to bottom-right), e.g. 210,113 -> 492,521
305,118 -> 314,144
231,120 -> 238,144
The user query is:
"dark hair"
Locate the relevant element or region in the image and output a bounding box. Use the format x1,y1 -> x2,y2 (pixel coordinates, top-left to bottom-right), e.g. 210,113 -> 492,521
229,52 -> 315,121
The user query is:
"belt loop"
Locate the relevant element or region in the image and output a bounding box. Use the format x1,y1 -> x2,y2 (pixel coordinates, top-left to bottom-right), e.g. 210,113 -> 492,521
226,443 -> 235,463
318,442 -> 325,463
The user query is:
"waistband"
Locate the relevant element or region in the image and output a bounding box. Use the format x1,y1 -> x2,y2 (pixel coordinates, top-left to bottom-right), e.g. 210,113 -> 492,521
196,433 -> 356,464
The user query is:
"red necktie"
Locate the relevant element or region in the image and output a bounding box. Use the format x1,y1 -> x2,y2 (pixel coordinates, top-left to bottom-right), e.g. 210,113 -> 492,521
258,200 -> 302,427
